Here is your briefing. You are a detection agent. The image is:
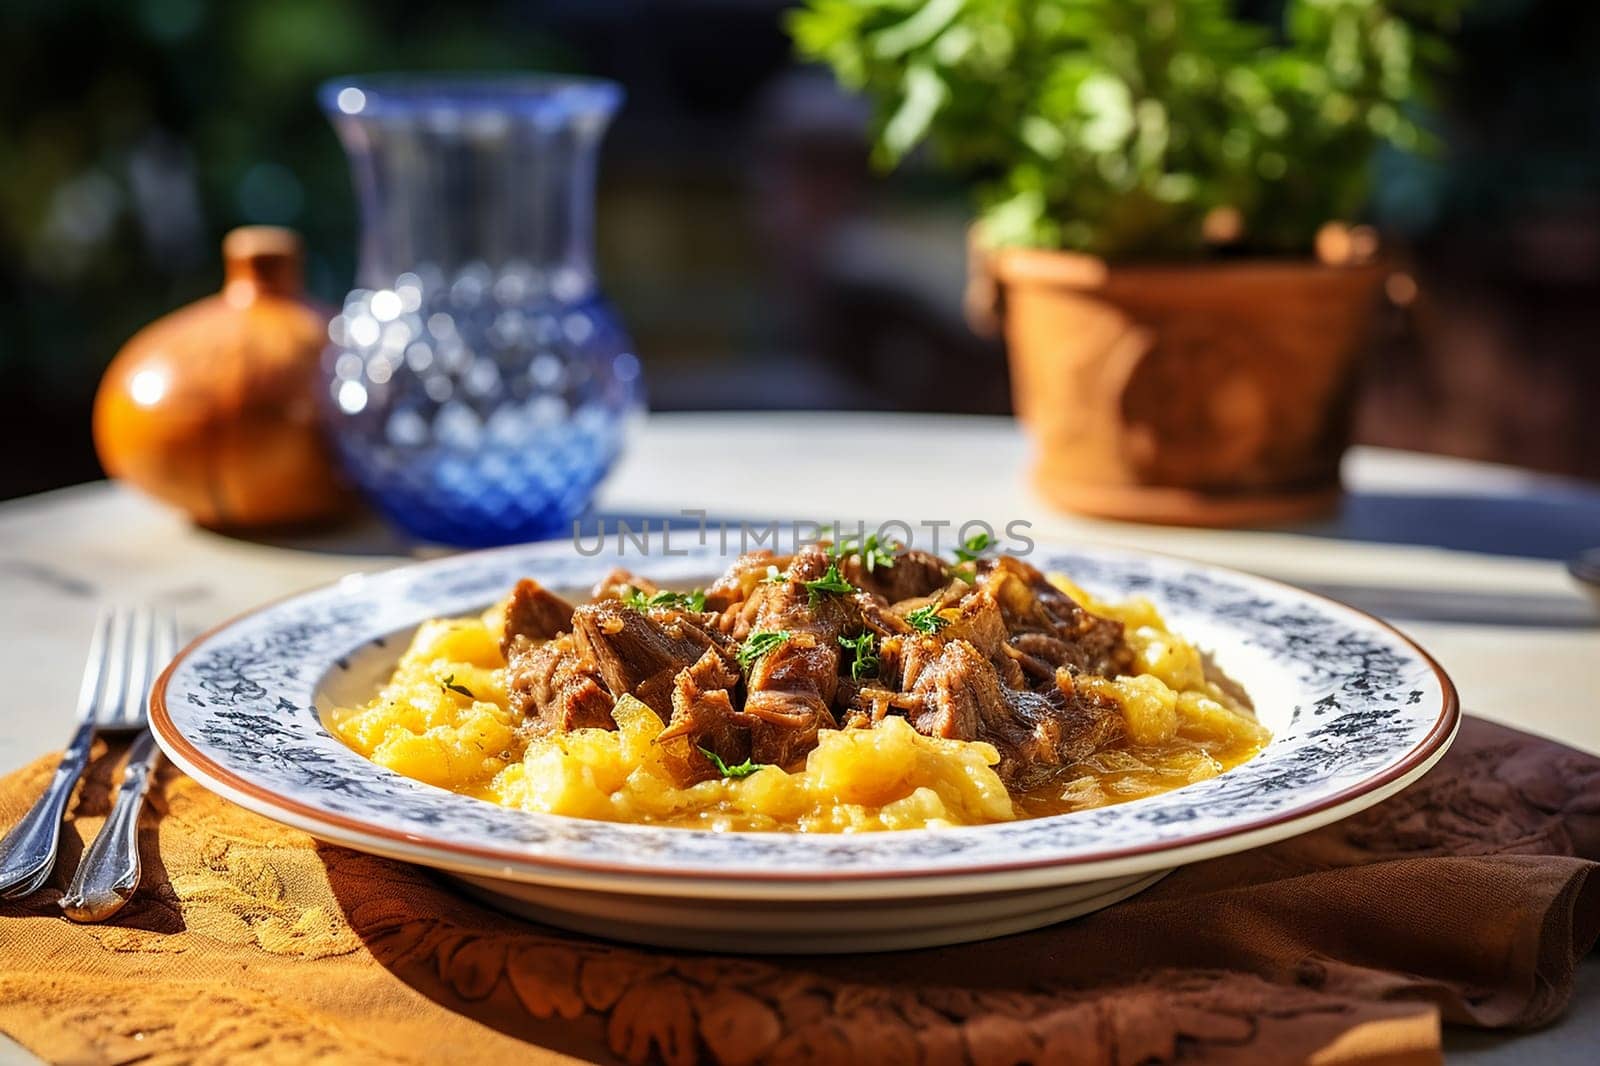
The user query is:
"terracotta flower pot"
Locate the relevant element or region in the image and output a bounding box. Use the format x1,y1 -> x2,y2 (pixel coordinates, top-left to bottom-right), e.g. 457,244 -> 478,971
980,245 -> 1386,526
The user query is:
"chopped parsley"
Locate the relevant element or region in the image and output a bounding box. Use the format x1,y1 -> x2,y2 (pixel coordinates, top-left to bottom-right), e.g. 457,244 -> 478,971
952,531 -> 995,563
831,532 -> 897,573
737,629 -> 791,673
698,747 -> 769,779
622,586 -> 707,613
837,631 -> 880,681
439,674 -> 476,700
904,604 -> 951,634
761,564 -> 787,585
802,562 -> 856,607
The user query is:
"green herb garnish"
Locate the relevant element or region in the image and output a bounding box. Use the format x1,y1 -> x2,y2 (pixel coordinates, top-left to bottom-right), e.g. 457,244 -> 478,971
904,604 -> 950,634
698,747 -> 769,779
761,564 -> 787,585
622,586 -> 707,612
802,562 -> 856,607
837,631 -> 880,681
439,673 -> 476,700
952,531 -> 995,563
737,630 -> 791,673
831,532 -> 897,573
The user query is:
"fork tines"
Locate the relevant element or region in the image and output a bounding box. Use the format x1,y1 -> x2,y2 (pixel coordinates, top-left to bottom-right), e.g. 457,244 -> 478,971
79,607 -> 180,726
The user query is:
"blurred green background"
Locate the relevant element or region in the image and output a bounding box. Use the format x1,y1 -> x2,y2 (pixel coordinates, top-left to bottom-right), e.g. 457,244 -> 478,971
2,0 -> 1597,500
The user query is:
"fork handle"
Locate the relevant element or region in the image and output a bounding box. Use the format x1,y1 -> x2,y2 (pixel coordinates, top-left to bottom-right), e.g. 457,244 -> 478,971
60,732 -> 161,922
0,717 -> 97,898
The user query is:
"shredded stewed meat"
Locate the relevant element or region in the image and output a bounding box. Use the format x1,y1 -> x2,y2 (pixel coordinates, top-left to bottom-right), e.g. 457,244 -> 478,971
505,633 -> 615,733
498,542 -> 1134,793
500,578 -> 576,656
571,600 -> 736,719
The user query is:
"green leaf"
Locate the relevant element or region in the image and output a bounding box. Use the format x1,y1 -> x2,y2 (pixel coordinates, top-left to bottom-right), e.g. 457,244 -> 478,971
880,62 -> 948,165
837,631 -> 881,681
872,0 -> 964,59
952,531 -> 994,562
737,630 -> 792,673
439,674 -> 475,700
1077,72 -> 1135,152
698,747 -> 769,779
803,563 -> 857,607
623,586 -> 707,613
905,604 -> 950,634
830,531 -> 897,573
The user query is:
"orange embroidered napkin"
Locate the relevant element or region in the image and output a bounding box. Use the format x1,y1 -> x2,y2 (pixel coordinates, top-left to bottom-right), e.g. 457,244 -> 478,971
1,716 -> 1596,1066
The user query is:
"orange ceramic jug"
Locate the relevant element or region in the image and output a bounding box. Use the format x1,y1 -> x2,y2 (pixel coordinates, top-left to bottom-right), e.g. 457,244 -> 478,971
93,227 -> 351,528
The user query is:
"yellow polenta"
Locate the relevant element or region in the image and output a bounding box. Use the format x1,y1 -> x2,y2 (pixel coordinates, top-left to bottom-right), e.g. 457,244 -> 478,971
328,578 -> 1267,831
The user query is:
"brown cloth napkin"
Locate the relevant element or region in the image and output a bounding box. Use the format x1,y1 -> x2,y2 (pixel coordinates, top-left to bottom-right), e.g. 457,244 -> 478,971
2,715 -> 1597,1066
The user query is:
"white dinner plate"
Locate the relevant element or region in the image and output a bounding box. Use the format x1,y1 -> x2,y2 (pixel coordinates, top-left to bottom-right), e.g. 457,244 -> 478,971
152,539 -> 1458,952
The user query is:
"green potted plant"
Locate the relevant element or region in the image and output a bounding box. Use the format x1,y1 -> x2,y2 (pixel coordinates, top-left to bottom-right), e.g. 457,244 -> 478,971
790,0 -> 1461,524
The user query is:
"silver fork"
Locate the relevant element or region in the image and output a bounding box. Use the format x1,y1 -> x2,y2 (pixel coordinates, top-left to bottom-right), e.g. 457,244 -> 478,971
0,608 -> 177,914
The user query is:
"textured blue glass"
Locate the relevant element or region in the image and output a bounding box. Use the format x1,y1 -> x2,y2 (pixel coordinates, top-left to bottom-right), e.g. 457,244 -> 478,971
318,75 -> 642,547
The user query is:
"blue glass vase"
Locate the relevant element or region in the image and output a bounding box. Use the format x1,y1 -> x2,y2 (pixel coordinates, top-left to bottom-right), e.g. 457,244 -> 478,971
318,75 -> 642,547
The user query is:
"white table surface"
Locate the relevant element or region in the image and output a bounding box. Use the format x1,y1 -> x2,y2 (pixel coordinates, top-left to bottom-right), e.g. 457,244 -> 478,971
2,411 -> 1598,1063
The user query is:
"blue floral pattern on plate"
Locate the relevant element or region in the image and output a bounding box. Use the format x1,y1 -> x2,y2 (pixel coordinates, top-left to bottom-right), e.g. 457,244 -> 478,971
153,541 -> 1456,881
